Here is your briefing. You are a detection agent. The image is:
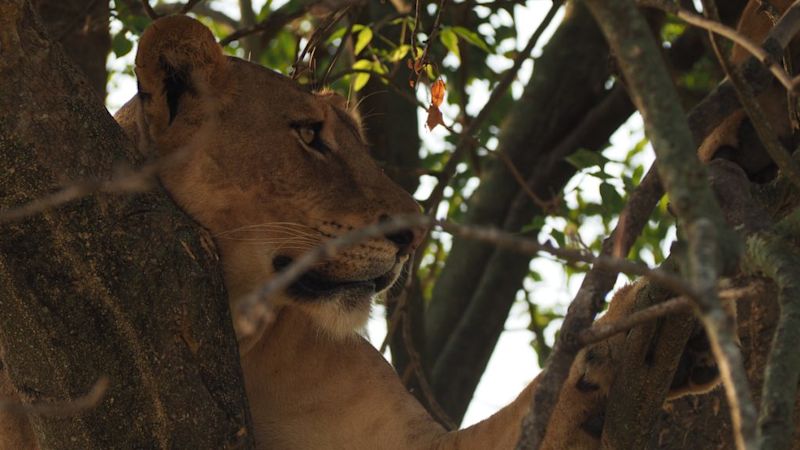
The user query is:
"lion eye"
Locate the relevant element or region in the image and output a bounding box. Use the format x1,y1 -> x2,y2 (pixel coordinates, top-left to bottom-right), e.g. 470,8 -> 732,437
291,122 -> 329,155
298,126 -> 316,145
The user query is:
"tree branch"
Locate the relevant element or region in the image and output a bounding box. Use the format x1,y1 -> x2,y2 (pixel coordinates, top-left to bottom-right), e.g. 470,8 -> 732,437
584,2 -> 754,450
687,0 -> 800,143
514,166 -> 665,449
233,213 -> 694,346
180,0 -> 204,14
139,0 -> 159,19
219,0 -> 357,47
643,0 -> 798,92
747,209 -> 800,450
155,3 -> 239,29
578,285 -> 752,346
0,151 -> 188,226
702,0 -> 800,191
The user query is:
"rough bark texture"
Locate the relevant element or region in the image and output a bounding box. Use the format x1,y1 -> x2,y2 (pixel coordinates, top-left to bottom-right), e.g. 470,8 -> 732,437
33,0 -> 110,99
645,278 -> 800,449
0,1 -> 252,448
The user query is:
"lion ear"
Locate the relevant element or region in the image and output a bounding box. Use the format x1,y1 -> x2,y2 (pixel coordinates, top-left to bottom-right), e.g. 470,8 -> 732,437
134,15 -> 228,142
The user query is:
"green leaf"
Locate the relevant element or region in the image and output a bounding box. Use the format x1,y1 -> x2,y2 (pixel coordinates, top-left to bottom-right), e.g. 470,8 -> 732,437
353,72 -> 370,91
452,26 -> 491,53
387,44 -> 410,62
565,148 -> 609,170
354,27 -> 373,55
599,183 -> 624,212
326,27 -> 347,44
112,31 -> 133,57
425,64 -> 436,81
439,27 -> 459,60
550,229 -> 566,248
521,215 -> 546,233
632,164 -> 644,184
351,59 -> 373,91
586,170 -> 612,180
120,16 -> 150,35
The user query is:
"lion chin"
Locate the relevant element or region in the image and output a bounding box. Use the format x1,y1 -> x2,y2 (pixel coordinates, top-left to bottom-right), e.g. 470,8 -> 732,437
273,254 -> 405,339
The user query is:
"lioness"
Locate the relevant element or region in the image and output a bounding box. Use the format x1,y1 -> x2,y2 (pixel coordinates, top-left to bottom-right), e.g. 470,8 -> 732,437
113,16 -> 719,449
1,12 -> 733,450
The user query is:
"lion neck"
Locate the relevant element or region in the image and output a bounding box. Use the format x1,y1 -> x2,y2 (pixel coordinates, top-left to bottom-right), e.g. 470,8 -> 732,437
239,307 -> 445,449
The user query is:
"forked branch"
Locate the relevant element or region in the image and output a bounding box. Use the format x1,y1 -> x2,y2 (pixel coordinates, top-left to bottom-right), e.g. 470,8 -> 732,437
642,0 -> 798,92
583,1 -> 754,450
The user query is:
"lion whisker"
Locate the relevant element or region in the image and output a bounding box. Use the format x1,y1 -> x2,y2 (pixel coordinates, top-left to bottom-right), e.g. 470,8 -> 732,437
215,222 -> 320,238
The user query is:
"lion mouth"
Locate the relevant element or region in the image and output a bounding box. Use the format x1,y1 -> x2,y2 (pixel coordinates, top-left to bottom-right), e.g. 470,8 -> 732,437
272,255 -> 397,300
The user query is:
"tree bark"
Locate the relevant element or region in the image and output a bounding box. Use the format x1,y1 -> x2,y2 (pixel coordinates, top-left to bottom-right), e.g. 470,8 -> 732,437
0,1 -> 252,448
33,0 -> 110,99
645,278 -> 798,449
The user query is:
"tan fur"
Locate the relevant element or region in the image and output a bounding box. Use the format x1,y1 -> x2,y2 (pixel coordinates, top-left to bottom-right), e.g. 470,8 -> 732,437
0,347 -> 38,450
130,16 -> 424,341
697,0 -> 795,168
239,283 -> 661,450
0,13 -> 738,449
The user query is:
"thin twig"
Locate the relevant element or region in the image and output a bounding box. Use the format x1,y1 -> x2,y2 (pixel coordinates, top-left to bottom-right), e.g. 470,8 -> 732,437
690,218 -> 756,450
411,0 -> 448,87
140,0 -> 159,20
579,296 -> 692,346
492,149 -> 557,213
154,2 -> 239,28
703,0 -> 800,191
580,284 -> 758,346
233,216 -> 426,335
0,151 -> 187,225
0,377 -> 109,417
422,0 -> 563,215
400,305 -> 457,430
220,0 -> 325,47
322,19 -> 355,86
233,214 -> 699,337
179,0 -> 204,14
642,0 -> 797,92
292,5 -> 352,82
409,0 -> 421,62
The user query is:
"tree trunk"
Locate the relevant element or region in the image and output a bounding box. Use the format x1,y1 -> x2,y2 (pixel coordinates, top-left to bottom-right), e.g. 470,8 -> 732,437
33,0 -> 110,99
0,1 -> 252,448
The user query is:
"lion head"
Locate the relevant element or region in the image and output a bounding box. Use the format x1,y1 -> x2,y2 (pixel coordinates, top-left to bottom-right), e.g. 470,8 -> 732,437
115,16 -> 423,342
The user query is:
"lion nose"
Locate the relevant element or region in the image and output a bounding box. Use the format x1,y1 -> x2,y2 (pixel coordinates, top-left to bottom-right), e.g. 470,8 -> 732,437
379,214 -> 425,256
